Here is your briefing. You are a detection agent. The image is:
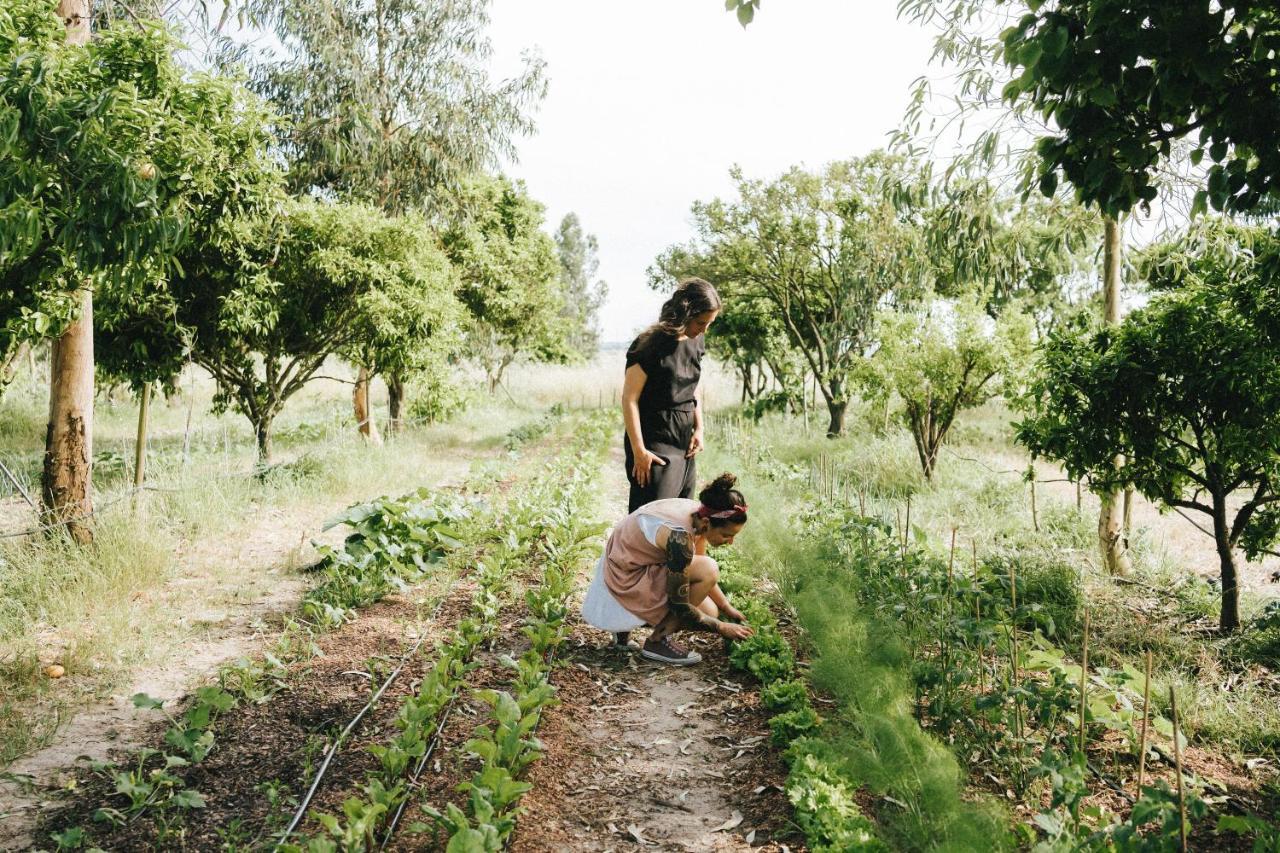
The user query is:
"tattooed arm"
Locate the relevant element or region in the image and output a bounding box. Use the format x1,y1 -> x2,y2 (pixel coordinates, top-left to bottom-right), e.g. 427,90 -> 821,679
657,528 -> 720,633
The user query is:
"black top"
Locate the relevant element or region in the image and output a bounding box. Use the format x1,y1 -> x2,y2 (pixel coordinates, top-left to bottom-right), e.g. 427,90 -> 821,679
626,332 -> 704,413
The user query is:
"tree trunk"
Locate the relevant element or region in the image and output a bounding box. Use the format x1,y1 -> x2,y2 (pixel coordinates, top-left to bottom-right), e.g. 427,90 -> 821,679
42,287 -> 94,544
41,0 -> 94,544
255,414 -> 275,463
825,399 -> 847,437
387,374 -> 405,434
2,341 -> 31,385
133,383 -> 151,488
1097,216 -> 1131,575
352,366 -> 382,445
1212,495 -> 1241,632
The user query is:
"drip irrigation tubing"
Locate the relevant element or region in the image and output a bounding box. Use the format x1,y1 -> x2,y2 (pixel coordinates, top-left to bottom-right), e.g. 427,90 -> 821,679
378,692 -> 462,849
275,585 -> 458,848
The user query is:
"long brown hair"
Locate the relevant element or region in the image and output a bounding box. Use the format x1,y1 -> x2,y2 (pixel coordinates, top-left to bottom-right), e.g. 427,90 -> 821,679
632,277 -> 721,358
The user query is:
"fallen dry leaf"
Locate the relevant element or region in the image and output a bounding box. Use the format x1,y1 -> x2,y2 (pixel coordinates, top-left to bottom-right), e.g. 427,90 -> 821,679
712,810 -> 744,832
628,824 -> 652,845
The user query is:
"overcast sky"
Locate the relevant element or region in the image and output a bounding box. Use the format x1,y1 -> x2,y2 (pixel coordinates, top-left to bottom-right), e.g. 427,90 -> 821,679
486,1 -> 936,344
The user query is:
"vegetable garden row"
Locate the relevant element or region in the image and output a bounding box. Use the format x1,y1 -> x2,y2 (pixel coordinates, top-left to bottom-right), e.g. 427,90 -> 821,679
705,419 -> 1280,852
41,412 -> 611,851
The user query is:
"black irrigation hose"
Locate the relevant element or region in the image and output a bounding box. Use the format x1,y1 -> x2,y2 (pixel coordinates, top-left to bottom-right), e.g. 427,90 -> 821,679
378,692 -> 462,849
275,592 -> 452,848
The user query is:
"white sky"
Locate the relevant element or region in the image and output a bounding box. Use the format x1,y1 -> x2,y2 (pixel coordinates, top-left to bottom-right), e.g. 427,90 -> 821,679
487,1 -> 935,344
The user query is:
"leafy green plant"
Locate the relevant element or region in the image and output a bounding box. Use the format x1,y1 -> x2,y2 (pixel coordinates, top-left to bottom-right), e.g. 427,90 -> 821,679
761,679 -> 810,713
785,745 -> 888,852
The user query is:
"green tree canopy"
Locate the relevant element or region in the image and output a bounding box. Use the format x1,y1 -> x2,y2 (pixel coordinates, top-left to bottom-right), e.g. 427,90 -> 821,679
245,0 -> 545,214
1016,220 -> 1280,631
172,199 -> 461,460
554,212 -> 607,360
0,0 -> 277,363
999,0 -> 1280,217
662,153 -> 933,435
867,298 -> 1031,481
442,174 -> 571,392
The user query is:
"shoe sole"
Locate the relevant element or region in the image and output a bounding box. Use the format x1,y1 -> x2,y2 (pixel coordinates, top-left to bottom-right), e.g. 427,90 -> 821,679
640,648 -> 703,666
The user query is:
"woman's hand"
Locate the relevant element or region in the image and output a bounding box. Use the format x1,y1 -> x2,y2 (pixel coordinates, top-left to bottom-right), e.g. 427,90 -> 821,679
632,448 -> 667,487
721,602 -> 745,623
685,428 -> 704,459
718,620 -> 754,641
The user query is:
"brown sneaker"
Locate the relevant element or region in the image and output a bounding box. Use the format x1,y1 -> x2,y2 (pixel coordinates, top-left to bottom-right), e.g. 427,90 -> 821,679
641,635 -> 703,666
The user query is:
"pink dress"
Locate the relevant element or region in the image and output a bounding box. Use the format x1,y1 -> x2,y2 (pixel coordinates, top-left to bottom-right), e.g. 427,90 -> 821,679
590,498 -> 699,628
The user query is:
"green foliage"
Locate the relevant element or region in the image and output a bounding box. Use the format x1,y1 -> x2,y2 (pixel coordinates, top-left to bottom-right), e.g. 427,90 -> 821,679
761,679 -> 810,713
998,0 -> 1280,217
0,0 -> 280,364
554,213 -> 607,359
1016,220 -> 1280,630
442,175 -> 573,392
865,299 -> 1031,480
658,153 -> 933,435
304,489 -> 472,623
785,745 -> 889,852
405,363 -> 474,425
246,0 -> 545,216
981,552 -> 1082,641
172,199 -> 462,460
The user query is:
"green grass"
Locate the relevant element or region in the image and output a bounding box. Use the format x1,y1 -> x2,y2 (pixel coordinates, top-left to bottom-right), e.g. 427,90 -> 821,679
0,357 -> 582,769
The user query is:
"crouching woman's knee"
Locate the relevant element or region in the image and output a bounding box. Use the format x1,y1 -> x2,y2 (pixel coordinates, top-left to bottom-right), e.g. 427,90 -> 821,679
688,555 -> 719,586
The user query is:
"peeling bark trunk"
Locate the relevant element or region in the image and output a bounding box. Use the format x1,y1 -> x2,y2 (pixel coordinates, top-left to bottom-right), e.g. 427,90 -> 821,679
41,0 -> 94,544
1098,216 -> 1131,575
43,288 -> 94,543
353,366 -> 382,445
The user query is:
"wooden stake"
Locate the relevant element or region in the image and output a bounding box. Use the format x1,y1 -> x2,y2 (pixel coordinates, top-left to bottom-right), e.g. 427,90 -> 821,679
947,527 -> 957,586
1030,474 -> 1040,532
1078,608 -> 1090,755
904,496 -> 912,551
1169,686 -> 1189,853
1009,560 -> 1022,740
1136,649 -> 1153,793
976,598 -> 984,694
1076,479 -> 1083,510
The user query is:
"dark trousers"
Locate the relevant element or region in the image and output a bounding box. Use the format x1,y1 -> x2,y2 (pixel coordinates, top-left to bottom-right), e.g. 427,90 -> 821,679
624,408 -> 697,513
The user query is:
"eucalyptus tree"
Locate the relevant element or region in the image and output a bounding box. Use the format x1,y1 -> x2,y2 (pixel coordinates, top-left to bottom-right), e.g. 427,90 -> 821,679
441,174 -> 571,394
554,213 -> 608,360
667,153 -> 933,436
1,0 -> 277,540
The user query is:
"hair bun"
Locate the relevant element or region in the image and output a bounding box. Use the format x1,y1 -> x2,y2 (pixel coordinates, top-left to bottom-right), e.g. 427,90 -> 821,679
709,472 -> 737,492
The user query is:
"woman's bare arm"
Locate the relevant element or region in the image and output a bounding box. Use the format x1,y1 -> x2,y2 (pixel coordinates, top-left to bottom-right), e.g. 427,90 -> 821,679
622,364 -> 666,487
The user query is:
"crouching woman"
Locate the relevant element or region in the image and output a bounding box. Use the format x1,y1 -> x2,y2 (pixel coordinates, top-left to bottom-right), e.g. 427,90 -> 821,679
583,473 -> 755,665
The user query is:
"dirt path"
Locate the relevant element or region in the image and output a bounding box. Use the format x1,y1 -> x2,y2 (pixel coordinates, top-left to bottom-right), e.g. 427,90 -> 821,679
509,454 -> 800,852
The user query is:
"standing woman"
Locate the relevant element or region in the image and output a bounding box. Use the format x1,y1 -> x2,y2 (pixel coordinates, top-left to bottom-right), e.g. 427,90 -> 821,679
622,277 -> 721,513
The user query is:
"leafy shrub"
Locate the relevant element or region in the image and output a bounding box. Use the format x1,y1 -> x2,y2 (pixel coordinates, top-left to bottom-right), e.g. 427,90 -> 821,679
406,365 -> 473,425
982,551 -> 1082,641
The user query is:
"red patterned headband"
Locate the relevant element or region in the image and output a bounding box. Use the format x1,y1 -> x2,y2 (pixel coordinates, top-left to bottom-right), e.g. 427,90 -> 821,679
695,503 -> 748,520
